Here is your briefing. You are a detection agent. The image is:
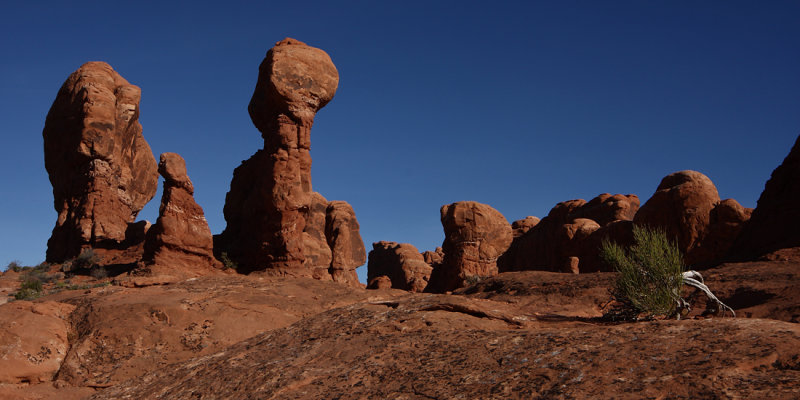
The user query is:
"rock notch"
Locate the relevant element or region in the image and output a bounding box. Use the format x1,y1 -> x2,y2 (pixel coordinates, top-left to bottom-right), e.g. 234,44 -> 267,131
426,201 -> 512,293
219,38 -> 365,284
142,153 -> 221,276
43,62 -> 158,262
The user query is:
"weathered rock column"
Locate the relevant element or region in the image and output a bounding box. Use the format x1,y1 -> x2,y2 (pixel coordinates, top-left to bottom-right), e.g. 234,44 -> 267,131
221,38 -> 365,283
142,153 -> 221,275
43,62 -> 158,262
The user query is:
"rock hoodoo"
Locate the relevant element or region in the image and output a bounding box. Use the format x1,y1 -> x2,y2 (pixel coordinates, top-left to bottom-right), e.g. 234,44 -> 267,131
142,153 -> 221,276
219,38 -> 365,283
426,201 -> 512,293
43,62 -> 158,262
733,135 -> 800,259
367,241 -> 432,292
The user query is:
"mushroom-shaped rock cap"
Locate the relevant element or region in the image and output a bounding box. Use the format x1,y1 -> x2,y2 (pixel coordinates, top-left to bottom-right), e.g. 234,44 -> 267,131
158,152 -> 193,193
249,38 -> 339,127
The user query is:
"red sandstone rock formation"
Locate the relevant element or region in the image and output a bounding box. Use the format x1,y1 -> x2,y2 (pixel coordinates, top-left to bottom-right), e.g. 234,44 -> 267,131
0,301 -> 75,384
366,275 -> 392,289
703,199 -> 753,261
511,216 -> 540,238
367,241 -> 433,292
426,201 -> 512,292
220,39 -> 365,283
43,62 -> 158,262
302,192 -> 334,279
634,170 -> 720,266
733,135 -> 800,259
142,153 -> 221,276
500,193 -> 639,273
422,247 -> 444,265
325,201 -> 366,285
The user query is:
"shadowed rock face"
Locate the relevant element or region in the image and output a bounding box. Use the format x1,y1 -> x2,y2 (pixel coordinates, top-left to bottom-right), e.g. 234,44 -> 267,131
142,153 -> 221,276
733,135 -> 800,259
220,39 -> 364,283
634,170 -> 720,266
43,62 -> 158,262
367,241 -> 432,292
634,170 -> 752,267
427,201 -> 512,293
500,193 -> 639,273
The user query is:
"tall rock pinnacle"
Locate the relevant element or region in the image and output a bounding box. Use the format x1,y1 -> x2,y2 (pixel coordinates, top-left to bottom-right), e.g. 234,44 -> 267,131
43,62 -> 158,262
221,38 -> 364,285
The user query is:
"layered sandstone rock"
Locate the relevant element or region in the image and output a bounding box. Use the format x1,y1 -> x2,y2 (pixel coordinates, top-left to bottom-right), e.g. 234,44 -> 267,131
734,135 -> 800,259
142,153 -> 221,276
43,62 -> 158,262
500,193 -> 639,273
0,301 -> 75,384
220,39 -> 365,283
367,241 -> 432,292
426,201 -> 512,293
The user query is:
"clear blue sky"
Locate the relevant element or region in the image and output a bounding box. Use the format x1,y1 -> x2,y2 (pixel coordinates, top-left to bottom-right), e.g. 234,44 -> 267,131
1,1 -> 798,283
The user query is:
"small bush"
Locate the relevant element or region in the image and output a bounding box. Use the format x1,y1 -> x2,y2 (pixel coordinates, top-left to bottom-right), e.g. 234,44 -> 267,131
219,252 -> 238,270
20,278 -> 43,292
601,225 -> 684,319
14,278 -> 44,300
464,275 -> 483,287
63,249 -> 102,272
6,261 -> 23,272
90,266 -> 108,279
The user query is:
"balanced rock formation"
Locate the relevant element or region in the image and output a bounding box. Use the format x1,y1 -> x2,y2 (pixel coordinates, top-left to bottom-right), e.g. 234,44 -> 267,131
367,241 -> 432,292
142,153 -> 221,276
43,62 -> 158,262
734,135 -> 800,259
219,39 -> 365,284
426,201 -> 512,293
500,193 -> 639,273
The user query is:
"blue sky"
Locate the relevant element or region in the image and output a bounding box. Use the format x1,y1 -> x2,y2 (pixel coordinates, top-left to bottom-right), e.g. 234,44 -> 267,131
1,1 -> 798,283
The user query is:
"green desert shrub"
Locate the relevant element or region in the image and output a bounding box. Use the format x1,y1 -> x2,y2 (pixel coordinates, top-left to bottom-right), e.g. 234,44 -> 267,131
14,278 -> 44,300
90,266 -> 108,279
219,252 -> 238,270
63,249 -> 102,272
6,260 -> 23,272
601,225 -> 684,319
